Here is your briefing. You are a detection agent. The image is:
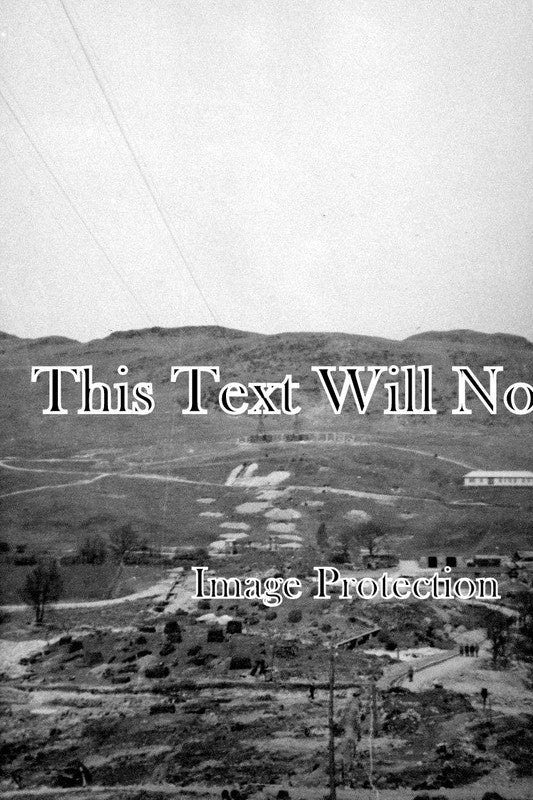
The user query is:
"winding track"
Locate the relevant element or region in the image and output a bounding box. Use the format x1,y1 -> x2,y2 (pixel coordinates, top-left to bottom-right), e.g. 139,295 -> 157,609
0,434 -> 474,501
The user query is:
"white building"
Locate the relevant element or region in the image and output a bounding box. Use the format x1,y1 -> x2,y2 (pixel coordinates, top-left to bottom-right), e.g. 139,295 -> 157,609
463,470 -> 533,487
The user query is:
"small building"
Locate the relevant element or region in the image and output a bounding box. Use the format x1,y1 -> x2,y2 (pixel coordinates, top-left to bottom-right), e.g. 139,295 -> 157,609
463,470 -> 533,487
471,554 -> 503,568
426,555 -> 460,569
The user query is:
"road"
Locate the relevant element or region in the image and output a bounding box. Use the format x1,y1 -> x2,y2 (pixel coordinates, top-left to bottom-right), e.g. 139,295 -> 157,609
399,653 -> 473,690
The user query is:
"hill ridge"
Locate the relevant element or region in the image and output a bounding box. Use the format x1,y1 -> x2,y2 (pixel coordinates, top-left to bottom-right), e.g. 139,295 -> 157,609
1,325 -> 531,349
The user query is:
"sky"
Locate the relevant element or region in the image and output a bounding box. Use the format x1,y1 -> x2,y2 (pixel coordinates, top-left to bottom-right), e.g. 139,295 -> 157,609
0,0 -> 532,342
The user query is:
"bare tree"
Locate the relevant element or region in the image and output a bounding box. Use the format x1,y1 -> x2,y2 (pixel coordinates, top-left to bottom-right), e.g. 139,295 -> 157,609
107,524 -> 139,598
356,521 -> 385,556
21,558 -> 63,625
109,524 -> 138,561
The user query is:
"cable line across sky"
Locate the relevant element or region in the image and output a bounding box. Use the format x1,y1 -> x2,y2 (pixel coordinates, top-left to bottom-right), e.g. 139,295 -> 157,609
56,0 -> 221,328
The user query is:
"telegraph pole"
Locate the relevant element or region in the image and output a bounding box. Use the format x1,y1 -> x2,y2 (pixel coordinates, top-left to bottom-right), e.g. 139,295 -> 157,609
371,677 -> 380,737
327,639 -> 337,800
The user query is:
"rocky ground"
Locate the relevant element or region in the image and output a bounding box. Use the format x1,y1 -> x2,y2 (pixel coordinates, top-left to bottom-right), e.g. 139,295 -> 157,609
1,591 -> 532,799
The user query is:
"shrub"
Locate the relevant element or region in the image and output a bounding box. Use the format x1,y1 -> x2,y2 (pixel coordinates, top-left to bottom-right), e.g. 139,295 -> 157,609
78,535 -> 107,565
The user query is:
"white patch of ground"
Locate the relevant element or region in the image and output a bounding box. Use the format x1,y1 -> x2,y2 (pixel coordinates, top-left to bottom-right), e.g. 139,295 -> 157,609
219,521 -> 250,531
197,497 -> 216,504
279,542 -> 303,549
208,540 -> 227,553
267,522 -> 297,533
196,613 -> 234,626
199,511 -> 224,518
396,559 -> 426,575
226,463 -> 290,488
256,489 -> 289,500
235,501 -> 271,514
0,639 -> 50,678
344,509 -> 371,523
365,646 -> 448,661
302,500 -> 324,507
269,533 -> 303,541
220,532 -> 249,541
225,465 -> 244,485
429,658 -> 533,715
265,507 -> 301,520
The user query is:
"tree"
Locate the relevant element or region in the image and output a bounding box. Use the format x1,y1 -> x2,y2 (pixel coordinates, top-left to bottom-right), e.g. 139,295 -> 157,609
107,524 -> 139,598
356,521 -> 385,556
316,521 -> 328,550
328,546 -> 350,564
21,559 -> 63,625
484,609 -> 513,665
513,592 -> 533,661
78,535 -> 107,565
109,524 -> 138,561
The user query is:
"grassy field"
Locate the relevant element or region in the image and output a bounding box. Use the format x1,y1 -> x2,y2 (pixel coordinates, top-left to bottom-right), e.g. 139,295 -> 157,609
0,563 -> 164,603
1,437 -> 532,564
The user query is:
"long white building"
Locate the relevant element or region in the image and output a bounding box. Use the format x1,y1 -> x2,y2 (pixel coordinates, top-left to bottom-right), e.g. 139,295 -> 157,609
463,470 -> 533,487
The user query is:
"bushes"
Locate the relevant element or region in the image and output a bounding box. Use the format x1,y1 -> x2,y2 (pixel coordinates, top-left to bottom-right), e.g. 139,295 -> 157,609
287,608 -> 303,624
229,656 -> 252,670
207,627 -> 224,643
164,619 -> 182,643
78,535 -> 107,565
377,629 -> 398,651
164,619 -> 181,636
150,703 -> 175,714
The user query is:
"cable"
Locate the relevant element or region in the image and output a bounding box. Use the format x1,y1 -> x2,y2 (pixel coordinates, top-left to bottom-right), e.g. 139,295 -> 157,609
1,134 -> 122,326
41,0 -> 200,324
57,0 -> 221,327
0,83 -> 154,326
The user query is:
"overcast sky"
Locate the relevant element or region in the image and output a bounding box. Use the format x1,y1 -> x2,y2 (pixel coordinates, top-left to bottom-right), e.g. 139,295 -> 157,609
1,0 -> 532,342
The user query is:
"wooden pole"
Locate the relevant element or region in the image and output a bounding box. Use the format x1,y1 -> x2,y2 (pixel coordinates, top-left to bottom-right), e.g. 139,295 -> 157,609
328,639 -> 337,800
372,677 -> 379,738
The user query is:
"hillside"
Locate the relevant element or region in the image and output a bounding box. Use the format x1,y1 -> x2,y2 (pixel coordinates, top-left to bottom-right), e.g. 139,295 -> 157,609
0,324 -> 532,566
1,325 -> 532,457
